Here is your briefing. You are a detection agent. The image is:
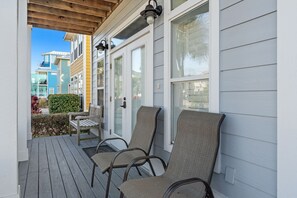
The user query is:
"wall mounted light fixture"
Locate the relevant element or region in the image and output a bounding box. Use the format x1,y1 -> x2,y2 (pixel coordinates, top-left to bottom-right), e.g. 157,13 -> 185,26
140,0 -> 163,25
96,40 -> 109,54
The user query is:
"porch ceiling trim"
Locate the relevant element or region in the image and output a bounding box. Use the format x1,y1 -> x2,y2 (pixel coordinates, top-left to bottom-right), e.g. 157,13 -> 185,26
27,0 -> 123,35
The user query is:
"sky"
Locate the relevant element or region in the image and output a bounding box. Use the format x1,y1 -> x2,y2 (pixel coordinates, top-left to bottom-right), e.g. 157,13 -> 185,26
31,28 -> 70,72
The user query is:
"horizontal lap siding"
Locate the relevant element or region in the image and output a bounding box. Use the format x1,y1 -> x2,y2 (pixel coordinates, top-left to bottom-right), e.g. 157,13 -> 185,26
213,0 -> 277,197
152,0 -> 170,162
70,56 -> 83,76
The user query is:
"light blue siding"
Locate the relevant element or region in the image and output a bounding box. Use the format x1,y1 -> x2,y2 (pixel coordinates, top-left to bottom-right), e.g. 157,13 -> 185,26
213,0 -> 277,197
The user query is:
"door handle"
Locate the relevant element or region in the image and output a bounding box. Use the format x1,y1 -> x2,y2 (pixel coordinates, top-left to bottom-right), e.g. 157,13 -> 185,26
120,97 -> 126,109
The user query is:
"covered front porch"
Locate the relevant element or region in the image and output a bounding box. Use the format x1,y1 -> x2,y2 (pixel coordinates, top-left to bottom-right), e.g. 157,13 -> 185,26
19,135 -> 146,198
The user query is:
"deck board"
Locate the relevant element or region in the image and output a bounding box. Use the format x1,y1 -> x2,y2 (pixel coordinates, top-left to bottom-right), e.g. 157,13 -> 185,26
45,137 -> 67,198
19,135 -> 150,198
25,138 -> 39,198
39,138 -> 52,198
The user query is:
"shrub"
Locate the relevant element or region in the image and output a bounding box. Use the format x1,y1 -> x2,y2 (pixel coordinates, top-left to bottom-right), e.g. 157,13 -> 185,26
48,94 -> 80,114
31,113 -> 69,137
38,98 -> 48,108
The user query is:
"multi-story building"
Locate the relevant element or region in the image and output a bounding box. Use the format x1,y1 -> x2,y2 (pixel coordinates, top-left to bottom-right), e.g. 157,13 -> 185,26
34,51 -> 70,98
54,55 -> 70,94
64,33 -> 92,111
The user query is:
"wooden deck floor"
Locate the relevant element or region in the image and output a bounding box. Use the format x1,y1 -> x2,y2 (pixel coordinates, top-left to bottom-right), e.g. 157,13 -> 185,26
18,135 -> 146,198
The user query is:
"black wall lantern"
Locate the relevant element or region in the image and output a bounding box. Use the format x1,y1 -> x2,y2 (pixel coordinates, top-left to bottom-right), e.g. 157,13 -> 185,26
140,0 -> 163,25
96,40 -> 109,54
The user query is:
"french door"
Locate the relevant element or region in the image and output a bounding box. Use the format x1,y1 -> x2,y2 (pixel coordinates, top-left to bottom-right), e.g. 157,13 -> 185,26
110,33 -> 151,146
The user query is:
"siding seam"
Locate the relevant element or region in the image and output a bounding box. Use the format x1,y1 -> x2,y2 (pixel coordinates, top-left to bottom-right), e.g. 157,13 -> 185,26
221,131 -> 277,144
220,112 -> 277,119
221,153 -> 277,172
220,63 -> 276,72
220,0 -> 244,11
220,11 -> 277,31
221,37 -> 277,52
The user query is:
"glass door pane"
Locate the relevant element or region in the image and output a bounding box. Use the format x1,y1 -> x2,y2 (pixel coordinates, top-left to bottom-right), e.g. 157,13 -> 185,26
131,46 -> 145,130
114,56 -> 123,136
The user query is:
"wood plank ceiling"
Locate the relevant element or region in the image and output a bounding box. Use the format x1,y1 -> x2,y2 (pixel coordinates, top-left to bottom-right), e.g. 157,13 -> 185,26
27,0 -> 123,35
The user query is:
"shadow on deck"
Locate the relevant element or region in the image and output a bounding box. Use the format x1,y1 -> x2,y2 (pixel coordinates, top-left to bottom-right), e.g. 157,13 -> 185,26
19,135 -> 148,198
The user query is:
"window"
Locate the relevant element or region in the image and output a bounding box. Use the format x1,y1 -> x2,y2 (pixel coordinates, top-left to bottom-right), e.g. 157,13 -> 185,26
164,0 -> 219,152
111,17 -> 149,47
49,88 -> 54,95
171,0 -> 188,10
170,3 -> 209,142
78,73 -> 83,95
97,59 -> 105,117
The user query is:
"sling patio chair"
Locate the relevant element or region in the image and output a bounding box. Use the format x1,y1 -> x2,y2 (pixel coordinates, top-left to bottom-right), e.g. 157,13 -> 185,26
119,110 -> 225,198
90,106 -> 161,198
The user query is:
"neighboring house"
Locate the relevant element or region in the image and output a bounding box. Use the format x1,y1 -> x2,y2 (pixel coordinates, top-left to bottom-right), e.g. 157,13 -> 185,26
34,51 -> 70,97
54,55 -> 70,94
64,33 -> 92,111
2,1 -> 297,198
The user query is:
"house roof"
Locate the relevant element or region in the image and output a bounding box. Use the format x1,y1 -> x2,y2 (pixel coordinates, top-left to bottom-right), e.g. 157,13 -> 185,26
42,51 -> 70,56
54,55 -> 70,65
27,0 -> 123,35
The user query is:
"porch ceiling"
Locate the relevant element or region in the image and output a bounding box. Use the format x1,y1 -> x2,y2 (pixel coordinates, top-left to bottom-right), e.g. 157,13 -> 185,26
27,0 -> 123,35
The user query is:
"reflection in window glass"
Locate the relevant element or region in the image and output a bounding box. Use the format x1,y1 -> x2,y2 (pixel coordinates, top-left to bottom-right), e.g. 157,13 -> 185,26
97,60 -> 104,87
171,3 -> 209,78
97,89 -> 104,106
111,17 -> 148,48
171,0 -> 188,10
131,46 -> 145,130
171,80 -> 209,141
114,56 -> 123,137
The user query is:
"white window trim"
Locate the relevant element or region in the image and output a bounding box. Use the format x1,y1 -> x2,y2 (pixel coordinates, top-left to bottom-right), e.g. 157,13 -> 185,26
163,0 -> 220,169
277,1 -> 297,197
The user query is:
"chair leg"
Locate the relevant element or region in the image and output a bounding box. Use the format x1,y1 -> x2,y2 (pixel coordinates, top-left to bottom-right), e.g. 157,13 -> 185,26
77,127 -> 81,145
135,166 -> 142,176
91,163 -> 96,187
148,159 -> 156,176
105,169 -> 113,198
69,124 -> 72,136
120,191 -> 124,198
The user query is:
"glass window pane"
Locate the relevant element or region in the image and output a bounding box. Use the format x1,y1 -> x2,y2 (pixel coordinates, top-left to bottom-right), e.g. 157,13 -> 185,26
97,60 -> 104,87
111,17 -> 148,48
171,0 -> 187,10
131,46 -> 145,130
171,3 -> 209,78
97,89 -> 104,106
171,80 -> 209,141
114,56 -> 123,137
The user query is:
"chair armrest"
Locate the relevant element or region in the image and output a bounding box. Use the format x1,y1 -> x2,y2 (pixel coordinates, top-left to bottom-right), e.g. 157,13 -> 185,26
163,178 -> 214,198
75,115 -> 101,120
68,112 -> 89,116
122,155 -> 167,183
110,148 -> 148,170
95,137 -> 129,153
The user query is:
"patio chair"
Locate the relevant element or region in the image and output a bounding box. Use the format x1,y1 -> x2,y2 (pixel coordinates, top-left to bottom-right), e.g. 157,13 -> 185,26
90,106 -> 161,198
68,104 -> 102,145
119,110 -> 225,198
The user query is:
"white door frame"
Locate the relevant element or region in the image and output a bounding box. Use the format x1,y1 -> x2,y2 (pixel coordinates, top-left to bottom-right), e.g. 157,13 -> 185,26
107,4 -> 154,141
110,33 -> 151,143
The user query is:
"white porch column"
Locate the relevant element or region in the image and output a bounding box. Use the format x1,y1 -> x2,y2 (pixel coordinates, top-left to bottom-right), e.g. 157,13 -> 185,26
27,26 -> 32,141
277,1 -> 297,197
0,0 -> 20,197
18,0 -> 29,162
